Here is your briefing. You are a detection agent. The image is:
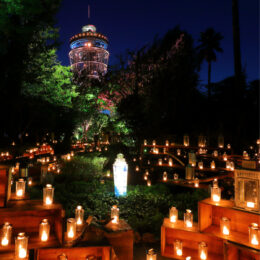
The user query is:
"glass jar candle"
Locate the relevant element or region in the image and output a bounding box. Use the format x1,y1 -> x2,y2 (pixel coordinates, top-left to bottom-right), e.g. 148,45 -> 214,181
144,174 -> 148,181
144,139 -> 147,146
152,140 -> 156,146
158,159 -> 163,166
43,184 -> 54,205
198,161 -> 203,170
67,218 -> 76,240
211,179 -> 221,203
58,254 -> 68,260
111,205 -> 119,224
1,222 -> 12,246
177,149 -> 181,156
169,207 -> 178,223
220,217 -> 230,236
174,239 -> 183,256
75,205 -> 84,226
135,165 -> 139,171
198,241 -> 208,259
147,180 -> 151,186
223,152 -> 228,161
163,172 -> 167,181
15,232 -> 28,259
39,219 -> 50,242
210,161 -> 216,169
249,223 -> 259,245
174,173 -> 179,180
16,179 -> 26,197
146,248 -> 157,260
184,209 -> 193,228
165,140 -> 169,146
27,177 -> 32,186
194,178 -> 199,188
183,135 -> 189,147
168,158 -> 173,167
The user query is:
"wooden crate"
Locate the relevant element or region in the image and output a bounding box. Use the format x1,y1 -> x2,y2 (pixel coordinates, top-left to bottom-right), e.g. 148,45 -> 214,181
0,200 -> 64,254
198,198 -> 260,250
224,240 -> 260,260
36,246 -> 116,260
0,165 -> 11,207
161,218 -> 224,259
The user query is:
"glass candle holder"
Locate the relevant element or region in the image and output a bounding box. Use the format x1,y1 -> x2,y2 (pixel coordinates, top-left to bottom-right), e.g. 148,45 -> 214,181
177,149 -> 181,156
43,184 -> 54,205
16,178 -> 26,197
230,161 -> 235,171
210,161 -> 216,169
198,241 -> 208,260
144,174 -> 148,181
67,218 -> 76,240
152,140 -> 156,146
135,165 -> 139,171
184,135 -> 189,147
220,217 -> 230,236
227,144 -> 231,149
15,232 -> 28,259
194,178 -> 199,187
39,219 -> 50,242
144,139 -> 147,146
158,159 -> 163,166
1,222 -> 12,246
223,152 -> 228,161
165,140 -> 169,147
169,207 -> 178,223
168,158 -> 173,167
174,239 -> 183,256
28,177 -> 32,186
184,209 -> 193,228
249,223 -> 259,245
198,161 -> 203,170
211,179 -> 221,203
147,180 -> 151,186
213,150 -> 218,157
111,205 -> 119,224
75,205 -> 84,226
163,172 -> 167,181
146,248 -> 157,260
174,173 -> 179,180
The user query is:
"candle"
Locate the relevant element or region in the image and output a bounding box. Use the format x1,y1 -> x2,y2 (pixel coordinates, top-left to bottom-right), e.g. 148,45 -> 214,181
147,180 -> 151,186
39,219 -> 50,242
169,207 -> 178,223
249,223 -> 259,245
163,172 -> 167,181
75,205 -> 84,226
194,178 -> 199,187
15,233 -> 28,259
168,158 -> 173,166
211,161 -> 215,169
146,248 -> 157,260
247,202 -> 255,208
28,177 -> 32,186
0,222 -> 12,246
43,184 -> 54,205
211,179 -> 221,203
220,217 -> 230,235
165,140 -> 169,146
174,240 -> 182,256
184,209 -> 193,228
111,205 -> 119,224
198,241 -> 208,260
16,179 -> 26,197
67,218 -> 76,239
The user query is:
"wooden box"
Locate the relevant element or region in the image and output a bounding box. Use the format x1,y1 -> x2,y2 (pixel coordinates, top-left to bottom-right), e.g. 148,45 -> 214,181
198,198 -> 260,250
161,218 -> 224,259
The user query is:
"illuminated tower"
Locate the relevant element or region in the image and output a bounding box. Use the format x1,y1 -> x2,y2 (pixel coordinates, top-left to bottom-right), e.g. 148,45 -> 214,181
69,24 -> 109,78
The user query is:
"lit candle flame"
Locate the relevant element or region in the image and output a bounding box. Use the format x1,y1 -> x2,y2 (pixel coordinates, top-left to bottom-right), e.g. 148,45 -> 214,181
212,194 -> 220,202
170,216 -> 177,223
200,250 -> 207,259
1,237 -> 8,246
68,228 -> 74,238
19,245 -> 27,258
17,189 -> 23,197
41,231 -> 48,241
186,221 -> 192,228
251,234 -> 259,245
177,249 -> 182,256
222,225 -> 230,235
76,218 -> 82,225
112,216 -> 118,224
45,197 -> 52,205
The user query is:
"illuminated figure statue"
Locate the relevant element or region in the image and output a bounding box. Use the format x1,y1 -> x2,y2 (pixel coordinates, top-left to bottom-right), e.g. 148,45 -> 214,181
69,24 -> 109,78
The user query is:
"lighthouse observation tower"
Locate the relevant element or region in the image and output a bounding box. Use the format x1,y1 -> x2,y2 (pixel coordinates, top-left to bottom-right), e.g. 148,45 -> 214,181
69,24 -> 109,78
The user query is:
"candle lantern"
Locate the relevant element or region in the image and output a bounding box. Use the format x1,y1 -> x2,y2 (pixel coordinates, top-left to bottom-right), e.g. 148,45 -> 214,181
213,150 -> 218,157
174,173 -> 179,180
220,217 -> 230,236
67,218 -> 76,239
135,165 -> 140,171
169,207 -> 178,223
249,223 -> 259,245
185,165 -> 195,180
188,152 -> 197,166
75,205 -> 84,226
211,179 -> 221,203
165,140 -> 169,146
144,174 -> 148,180
177,149 -> 181,156
194,178 -> 199,187
163,172 -> 167,181
152,140 -> 156,146
218,135 -> 224,148
198,241 -> 208,260
133,158 -> 136,162
144,140 -> 147,146
43,184 -> 54,205
184,209 -> 193,228
1,222 -> 12,246
15,232 -> 28,259
183,135 -> 189,147
230,161 -> 235,171
28,177 -> 32,186
210,161 -> 216,169
147,180 -> 151,186
158,159 -> 162,166
16,178 -> 26,197
174,239 -> 183,256
198,161 -> 203,170
145,170 -> 149,176
39,219 -> 50,242
146,248 -> 157,260
223,152 -> 228,161
147,160 -> 150,165
113,154 -> 128,197
234,168 -> 260,212
227,144 -> 231,149
168,158 -> 173,167
111,205 -> 119,224
198,135 -> 206,148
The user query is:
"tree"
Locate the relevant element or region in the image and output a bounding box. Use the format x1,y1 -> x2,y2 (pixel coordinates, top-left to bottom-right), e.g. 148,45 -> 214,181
197,28 -> 223,99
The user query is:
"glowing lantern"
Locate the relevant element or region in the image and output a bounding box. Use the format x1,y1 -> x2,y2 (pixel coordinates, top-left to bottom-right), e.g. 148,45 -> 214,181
144,174 -> 148,180
147,180 -> 151,186
198,241 -> 208,259
220,217 -> 230,236
39,219 -> 50,242
249,223 -> 259,245
198,136 -> 206,148
43,184 -> 54,205
184,209 -> 193,228
67,218 -> 76,240
218,135 -> 224,148
169,207 -> 178,223
15,233 -> 28,259
152,140 -> 156,146
183,135 -> 189,147
168,158 -> 173,167
223,152 -> 228,161
230,161 -> 235,171
194,178 -> 199,187
146,248 -> 157,260
198,161 -> 203,170
75,205 -> 84,226
188,152 -> 197,166
243,151 -> 249,159
211,179 -> 221,203
135,165 -> 140,171
111,205 -> 119,224
144,140 -> 147,146
158,159 -> 163,166
174,173 -> 179,180
16,179 -> 26,198
165,140 -> 169,146
210,161 -> 216,169
227,144 -> 231,149
1,222 -> 12,246
28,177 -> 32,186
163,172 -> 167,181
174,239 -> 183,256
177,149 -> 181,156
213,150 -> 218,157
113,154 -> 128,197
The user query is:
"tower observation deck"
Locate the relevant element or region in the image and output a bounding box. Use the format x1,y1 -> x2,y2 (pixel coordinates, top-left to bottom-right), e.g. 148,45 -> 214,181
69,24 -> 109,78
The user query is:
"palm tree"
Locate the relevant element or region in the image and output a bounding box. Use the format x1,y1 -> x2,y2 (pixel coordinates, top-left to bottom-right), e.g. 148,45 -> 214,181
197,28 -> 223,99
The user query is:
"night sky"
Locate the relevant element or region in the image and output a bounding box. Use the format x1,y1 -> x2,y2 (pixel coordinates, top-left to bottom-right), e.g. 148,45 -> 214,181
56,0 -> 259,86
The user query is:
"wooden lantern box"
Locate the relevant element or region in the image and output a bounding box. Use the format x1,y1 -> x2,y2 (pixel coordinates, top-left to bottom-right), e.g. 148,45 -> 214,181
0,199 -> 64,257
